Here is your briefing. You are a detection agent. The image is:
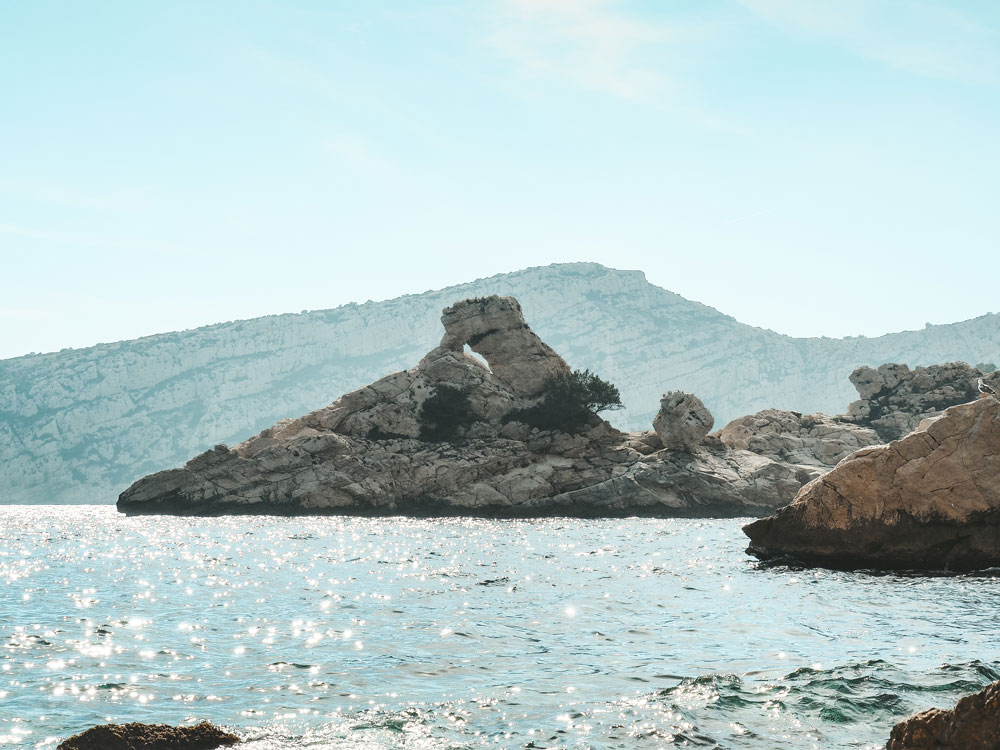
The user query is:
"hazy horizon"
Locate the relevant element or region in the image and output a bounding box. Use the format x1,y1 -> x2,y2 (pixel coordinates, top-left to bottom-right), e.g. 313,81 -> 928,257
2,1 -> 998,359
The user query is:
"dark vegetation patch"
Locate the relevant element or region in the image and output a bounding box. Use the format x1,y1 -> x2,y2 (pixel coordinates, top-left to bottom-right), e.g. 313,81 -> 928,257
419,385 -> 476,441
504,369 -> 623,434
466,329 -> 499,347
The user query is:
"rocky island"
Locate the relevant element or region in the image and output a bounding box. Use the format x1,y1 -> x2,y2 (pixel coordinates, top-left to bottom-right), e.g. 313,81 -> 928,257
119,296 -> 859,517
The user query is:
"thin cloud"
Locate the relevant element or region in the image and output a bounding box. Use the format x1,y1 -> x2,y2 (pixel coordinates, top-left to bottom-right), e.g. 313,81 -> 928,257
488,0 -> 673,99
738,0 -> 1000,86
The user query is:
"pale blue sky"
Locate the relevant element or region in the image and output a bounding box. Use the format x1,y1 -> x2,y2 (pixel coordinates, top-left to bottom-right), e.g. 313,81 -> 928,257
1,1 -> 998,359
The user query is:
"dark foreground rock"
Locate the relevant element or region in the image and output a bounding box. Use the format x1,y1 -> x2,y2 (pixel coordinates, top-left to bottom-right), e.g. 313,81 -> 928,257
57,721 -> 239,750
119,296 -> 817,518
744,397 -> 1000,571
887,681 -> 1000,750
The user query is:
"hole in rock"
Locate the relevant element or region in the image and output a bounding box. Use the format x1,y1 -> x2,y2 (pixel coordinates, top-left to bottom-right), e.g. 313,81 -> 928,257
463,344 -> 492,372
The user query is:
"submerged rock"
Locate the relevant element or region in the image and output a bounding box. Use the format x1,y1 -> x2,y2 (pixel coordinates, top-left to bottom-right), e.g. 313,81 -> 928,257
887,681 -> 1000,750
118,296 -> 815,518
744,397 -> 1000,571
57,721 -> 239,750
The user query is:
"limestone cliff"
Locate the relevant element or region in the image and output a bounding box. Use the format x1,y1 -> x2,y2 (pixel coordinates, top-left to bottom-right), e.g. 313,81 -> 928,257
3,263 -> 999,504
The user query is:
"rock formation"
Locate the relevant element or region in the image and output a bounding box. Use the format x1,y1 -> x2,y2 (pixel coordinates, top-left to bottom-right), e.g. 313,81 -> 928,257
744,396 -> 1000,571
887,681 -> 1000,750
716,409 -> 880,468
842,361 -> 999,441
57,721 -> 239,750
4,263 -> 1000,505
118,296 -> 816,518
653,391 -> 714,451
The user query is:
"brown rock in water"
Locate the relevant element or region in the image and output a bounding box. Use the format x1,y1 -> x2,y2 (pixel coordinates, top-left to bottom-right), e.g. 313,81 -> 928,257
744,397 -> 1000,570
887,681 -> 1000,750
57,721 -> 239,750
117,295 -> 816,518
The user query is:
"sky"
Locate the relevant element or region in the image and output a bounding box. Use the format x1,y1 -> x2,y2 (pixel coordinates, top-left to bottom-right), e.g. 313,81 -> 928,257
1,0 -> 998,359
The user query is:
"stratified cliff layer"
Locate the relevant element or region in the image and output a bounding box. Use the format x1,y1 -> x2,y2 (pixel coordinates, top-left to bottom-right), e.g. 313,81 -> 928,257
118,296 -> 816,518
4,263 -> 1000,503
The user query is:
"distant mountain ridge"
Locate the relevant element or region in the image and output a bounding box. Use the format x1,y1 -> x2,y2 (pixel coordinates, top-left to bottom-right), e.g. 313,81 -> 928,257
2,262 -> 998,504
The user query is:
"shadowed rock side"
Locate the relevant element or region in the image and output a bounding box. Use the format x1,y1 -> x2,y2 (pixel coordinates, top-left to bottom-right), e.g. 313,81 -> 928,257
57,721 -> 239,750
887,681 -> 1000,750
744,397 -> 1000,571
119,296 -> 816,518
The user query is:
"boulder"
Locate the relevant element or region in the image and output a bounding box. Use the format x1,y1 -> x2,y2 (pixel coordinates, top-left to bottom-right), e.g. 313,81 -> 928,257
57,721 -> 239,750
118,296 -> 816,518
887,681 -> 1000,750
653,391 -> 713,451
744,397 -> 1000,571
716,409 -> 880,468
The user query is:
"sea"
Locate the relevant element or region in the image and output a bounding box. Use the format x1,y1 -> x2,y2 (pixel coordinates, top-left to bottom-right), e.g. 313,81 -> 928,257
2,506 -> 998,749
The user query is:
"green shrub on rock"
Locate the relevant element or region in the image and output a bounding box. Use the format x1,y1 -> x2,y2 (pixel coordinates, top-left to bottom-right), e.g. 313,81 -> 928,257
419,385 -> 476,441
504,369 -> 623,433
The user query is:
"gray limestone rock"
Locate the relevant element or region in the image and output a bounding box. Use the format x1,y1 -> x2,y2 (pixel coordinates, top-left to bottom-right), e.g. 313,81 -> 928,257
653,392 -> 714,451
118,297 -> 814,518
716,409 -> 880,468
843,362 -> 999,441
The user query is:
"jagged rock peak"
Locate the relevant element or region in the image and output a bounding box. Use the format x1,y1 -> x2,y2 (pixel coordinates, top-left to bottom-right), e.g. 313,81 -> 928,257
438,295 -> 569,398
844,361 -> 999,441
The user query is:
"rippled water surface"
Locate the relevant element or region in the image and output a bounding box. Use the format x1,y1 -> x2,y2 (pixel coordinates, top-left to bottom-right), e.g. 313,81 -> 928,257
2,507 -> 999,748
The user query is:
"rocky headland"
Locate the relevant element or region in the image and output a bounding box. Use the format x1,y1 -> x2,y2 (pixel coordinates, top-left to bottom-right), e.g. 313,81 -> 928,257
119,296 -> 832,518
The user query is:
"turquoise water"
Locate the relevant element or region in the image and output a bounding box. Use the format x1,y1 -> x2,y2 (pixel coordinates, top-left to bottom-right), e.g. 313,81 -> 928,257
1,506 -> 998,749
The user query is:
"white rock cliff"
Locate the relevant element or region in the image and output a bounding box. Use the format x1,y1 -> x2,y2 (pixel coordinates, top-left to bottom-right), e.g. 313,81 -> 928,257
2,263 -> 999,504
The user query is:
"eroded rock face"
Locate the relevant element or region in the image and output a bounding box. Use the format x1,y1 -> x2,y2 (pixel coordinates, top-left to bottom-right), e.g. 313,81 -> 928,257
653,392 -> 713,451
887,681 -> 1000,750
843,362 -> 999,441
744,397 -> 1000,571
118,297 -> 816,518
57,721 -> 239,750
439,296 -> 569,398
716,409 -> 880,468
